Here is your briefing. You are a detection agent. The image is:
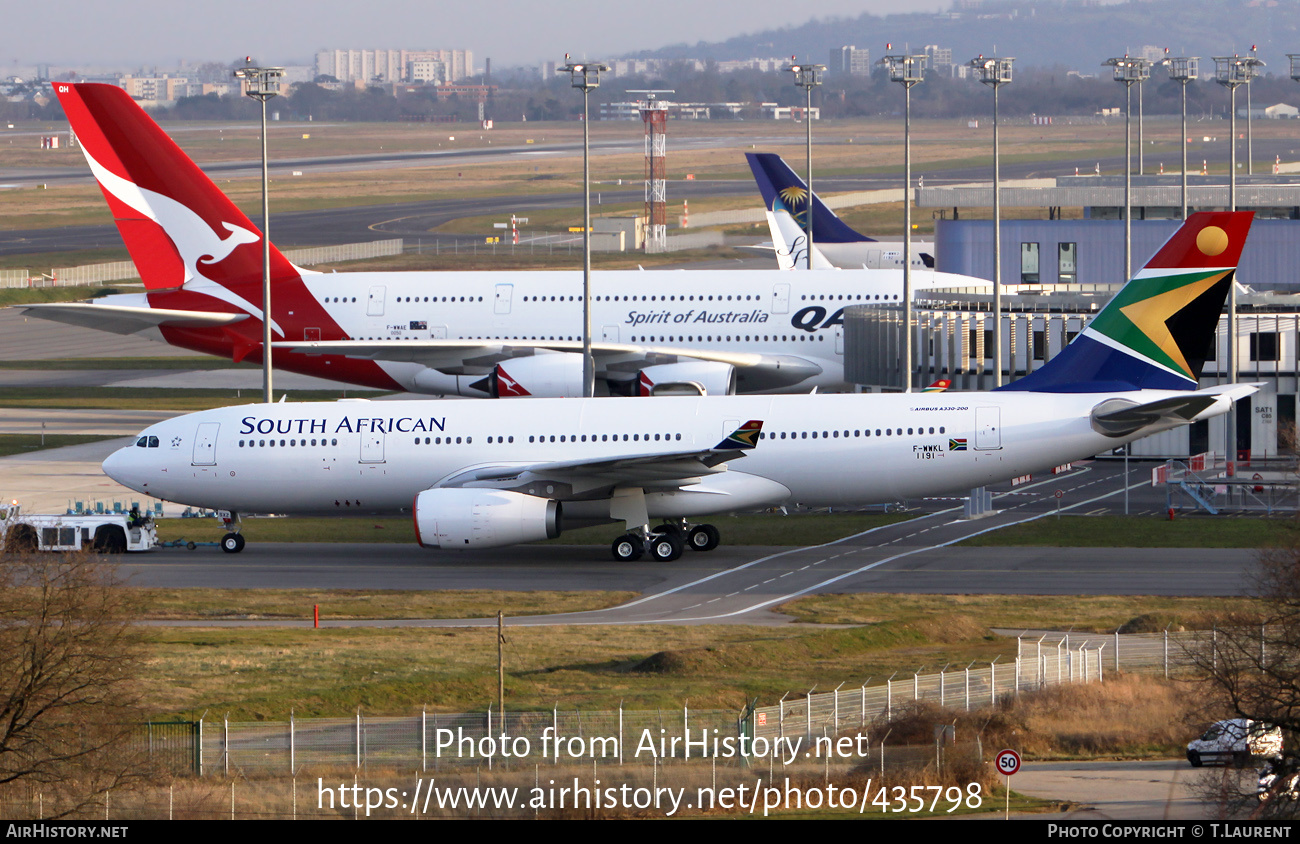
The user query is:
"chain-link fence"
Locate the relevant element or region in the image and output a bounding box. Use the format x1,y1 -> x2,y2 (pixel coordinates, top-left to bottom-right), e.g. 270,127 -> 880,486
754,627 -> 1250,742
282,239 -> 403,267
202,706 -> 743,777
3,241 -> 406,290
0,269 -> 30,288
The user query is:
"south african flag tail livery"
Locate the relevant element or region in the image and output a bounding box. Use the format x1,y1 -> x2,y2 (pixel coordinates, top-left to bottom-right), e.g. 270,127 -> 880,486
1002,212 -> 1253,393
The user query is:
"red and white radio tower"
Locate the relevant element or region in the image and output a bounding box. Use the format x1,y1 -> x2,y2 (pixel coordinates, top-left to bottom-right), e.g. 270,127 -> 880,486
629,89 -> 673,251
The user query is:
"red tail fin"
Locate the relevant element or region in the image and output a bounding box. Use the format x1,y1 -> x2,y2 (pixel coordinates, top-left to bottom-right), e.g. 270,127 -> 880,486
55,83 -> 296,292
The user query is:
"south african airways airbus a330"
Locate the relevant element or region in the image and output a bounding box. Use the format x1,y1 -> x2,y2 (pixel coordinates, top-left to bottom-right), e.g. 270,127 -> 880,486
22,83 -> 988,399
100,212 -> 1258,561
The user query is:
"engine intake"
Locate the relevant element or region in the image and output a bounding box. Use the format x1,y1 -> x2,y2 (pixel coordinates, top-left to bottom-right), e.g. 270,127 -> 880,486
414,489 -> 562,549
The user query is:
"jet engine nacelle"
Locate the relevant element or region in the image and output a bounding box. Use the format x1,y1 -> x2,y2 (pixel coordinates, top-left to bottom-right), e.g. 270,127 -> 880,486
413,489 -> 563,549
637,361 -> 737,396
488,354 -> 584,398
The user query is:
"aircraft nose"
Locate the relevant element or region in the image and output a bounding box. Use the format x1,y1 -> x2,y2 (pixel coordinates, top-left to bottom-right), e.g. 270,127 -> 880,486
102,446 -> 143,492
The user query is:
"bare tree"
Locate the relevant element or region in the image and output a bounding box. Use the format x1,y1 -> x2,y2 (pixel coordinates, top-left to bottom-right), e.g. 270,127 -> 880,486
0,554 -> 152,818
1188,547 -> 1300,818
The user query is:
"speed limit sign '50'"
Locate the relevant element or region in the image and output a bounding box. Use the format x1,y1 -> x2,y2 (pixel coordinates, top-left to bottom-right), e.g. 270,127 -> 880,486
996,748 -> 1021,776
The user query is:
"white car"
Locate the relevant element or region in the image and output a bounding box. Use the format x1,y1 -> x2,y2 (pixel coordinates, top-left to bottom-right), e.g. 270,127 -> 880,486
1187,719 -> 1283,767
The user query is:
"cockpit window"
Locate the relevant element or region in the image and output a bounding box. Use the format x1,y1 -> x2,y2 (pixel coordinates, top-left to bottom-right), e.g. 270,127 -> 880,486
148,436 -> 159,448
136,437 -> 148,447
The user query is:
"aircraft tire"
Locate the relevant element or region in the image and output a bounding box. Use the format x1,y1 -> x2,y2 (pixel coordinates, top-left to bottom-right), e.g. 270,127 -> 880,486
611,534 -> 644,562
656,523 -> 686,543
647,532 -> 684,562
687,524 -> 720,552
221,533 -> 246,554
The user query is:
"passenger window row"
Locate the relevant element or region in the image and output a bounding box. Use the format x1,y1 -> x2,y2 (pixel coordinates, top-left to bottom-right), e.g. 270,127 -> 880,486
760,426 -> 945,440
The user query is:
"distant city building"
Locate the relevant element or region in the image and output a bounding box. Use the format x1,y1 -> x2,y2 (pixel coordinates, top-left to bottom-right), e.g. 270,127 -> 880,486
408,60 -> 448,85
760,103 -> 819,120
829,46 -> 872,76
607,58 -> 705,77
924,45 -> 954,76
1242,103 -> 1299,119
714,58 -> 788,73
315,50 -> 474,84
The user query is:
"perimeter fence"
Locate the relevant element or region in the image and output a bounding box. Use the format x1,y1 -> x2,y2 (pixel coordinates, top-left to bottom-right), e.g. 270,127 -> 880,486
117,626 -> 1242,779
756,628 -> 1219,741
1,230 -> 735,292
2,240 -> 405,289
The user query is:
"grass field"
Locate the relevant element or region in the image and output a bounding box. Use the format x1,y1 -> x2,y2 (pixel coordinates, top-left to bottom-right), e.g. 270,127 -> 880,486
136,591 -> 1259,720
0,433 -> 118,457
957,514 -> 1299,548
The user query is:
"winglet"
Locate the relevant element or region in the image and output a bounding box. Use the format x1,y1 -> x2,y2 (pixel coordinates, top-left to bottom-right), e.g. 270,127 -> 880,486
713,420 -> 764,450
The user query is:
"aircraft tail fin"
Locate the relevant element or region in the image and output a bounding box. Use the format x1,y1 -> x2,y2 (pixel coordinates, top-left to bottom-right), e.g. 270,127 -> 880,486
766,208 -> 837,270
54,82 -> 296,292
746,152 -> 872,244
1000,211 -> 1254,393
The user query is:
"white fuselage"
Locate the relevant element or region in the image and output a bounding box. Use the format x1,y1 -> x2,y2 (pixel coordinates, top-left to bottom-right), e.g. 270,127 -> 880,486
104,388 -> 1200,526
105,266 -> 989,395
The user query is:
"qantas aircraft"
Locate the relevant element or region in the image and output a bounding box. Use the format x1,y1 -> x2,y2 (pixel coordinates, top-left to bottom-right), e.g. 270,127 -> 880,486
22,84 -> 988,399
101,212 -> 1258,560
745,152 -> 934,271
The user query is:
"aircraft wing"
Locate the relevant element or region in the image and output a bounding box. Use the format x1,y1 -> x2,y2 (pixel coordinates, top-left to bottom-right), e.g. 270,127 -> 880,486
274,339 -> 823,391
19,302 -> 249,335
437,421 -> 764,492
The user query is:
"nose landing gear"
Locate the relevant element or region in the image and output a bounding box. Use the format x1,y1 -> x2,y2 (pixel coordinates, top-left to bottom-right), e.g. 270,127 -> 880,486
219,510 -> 245,554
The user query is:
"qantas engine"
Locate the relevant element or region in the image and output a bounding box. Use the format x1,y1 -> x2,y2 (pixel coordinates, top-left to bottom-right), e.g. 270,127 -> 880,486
413,489 -> 563,549
636,362 -> 737,396
479,354 -> 584,398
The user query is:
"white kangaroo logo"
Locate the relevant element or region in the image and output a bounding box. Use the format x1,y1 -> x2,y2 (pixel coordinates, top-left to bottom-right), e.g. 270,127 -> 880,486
82,147 -> 260,284
83,147 -> 283,335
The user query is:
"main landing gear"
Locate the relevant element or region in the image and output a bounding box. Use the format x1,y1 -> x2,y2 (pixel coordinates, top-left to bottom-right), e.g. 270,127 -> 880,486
219,511 -> 245,554
611,521 -> 720,562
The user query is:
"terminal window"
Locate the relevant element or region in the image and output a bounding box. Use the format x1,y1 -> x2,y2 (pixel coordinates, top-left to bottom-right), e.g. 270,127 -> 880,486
1251,332 -> 1280,362
1058,242 -> 1077,283
1020,242 -> 1040,283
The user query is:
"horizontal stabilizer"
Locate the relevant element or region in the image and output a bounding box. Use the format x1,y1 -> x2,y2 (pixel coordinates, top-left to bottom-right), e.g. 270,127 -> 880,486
1090,384 -> 1260,438
20,302 -> 248,336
